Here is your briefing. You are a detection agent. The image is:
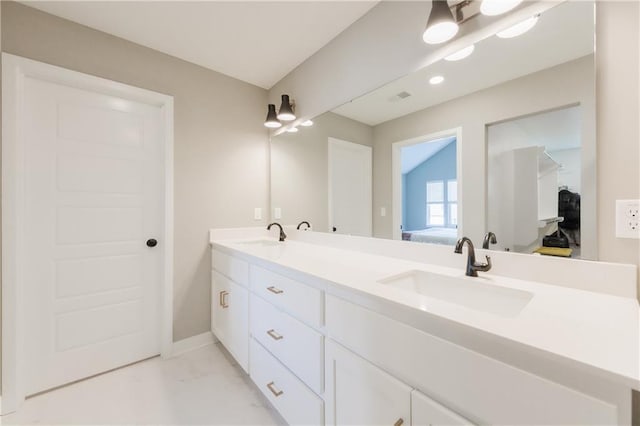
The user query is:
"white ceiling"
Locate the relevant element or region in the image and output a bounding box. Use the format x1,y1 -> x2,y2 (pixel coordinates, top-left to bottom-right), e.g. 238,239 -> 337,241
401,136 -> 456,174
332,1 -> 594,126
21,1 -> 378,89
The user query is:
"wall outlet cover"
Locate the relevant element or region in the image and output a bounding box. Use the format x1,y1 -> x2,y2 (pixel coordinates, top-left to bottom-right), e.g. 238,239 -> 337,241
615,199 -> 640,239
254,207 -> 262,221
274,207 -> 282,220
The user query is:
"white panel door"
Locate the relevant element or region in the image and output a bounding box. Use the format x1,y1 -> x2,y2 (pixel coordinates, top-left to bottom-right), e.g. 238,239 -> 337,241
328,138 -> 372,236
22,75 -> 164,396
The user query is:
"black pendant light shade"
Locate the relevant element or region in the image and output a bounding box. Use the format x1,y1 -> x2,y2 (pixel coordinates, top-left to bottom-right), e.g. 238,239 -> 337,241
277,94 -> 296,122
264,104 -> 282,128
423,0 -> 459,44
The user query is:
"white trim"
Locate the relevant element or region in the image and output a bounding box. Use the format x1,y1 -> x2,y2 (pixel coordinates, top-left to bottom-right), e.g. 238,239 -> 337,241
327,137 -> 373,236
171,332 -> 217,357
391,128 -> 463,241
1,53 -> 175,415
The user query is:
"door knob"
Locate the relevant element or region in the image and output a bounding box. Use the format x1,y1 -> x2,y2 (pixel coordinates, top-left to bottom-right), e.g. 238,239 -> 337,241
146,238 -> 158,248
332,227 -> 337,232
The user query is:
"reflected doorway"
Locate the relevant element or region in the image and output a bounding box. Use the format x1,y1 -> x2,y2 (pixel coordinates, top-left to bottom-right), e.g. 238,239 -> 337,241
392,129 -> 461,244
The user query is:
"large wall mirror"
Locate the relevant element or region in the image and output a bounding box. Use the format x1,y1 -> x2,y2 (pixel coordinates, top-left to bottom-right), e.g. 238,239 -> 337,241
270,1 -> 596,260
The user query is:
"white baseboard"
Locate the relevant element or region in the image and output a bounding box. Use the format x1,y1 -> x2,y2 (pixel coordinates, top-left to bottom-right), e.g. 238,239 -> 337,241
171,331 -> 217,357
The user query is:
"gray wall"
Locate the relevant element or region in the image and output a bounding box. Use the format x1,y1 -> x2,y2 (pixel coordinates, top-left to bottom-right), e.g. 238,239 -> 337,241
404,142 -> 457,231
1,1 -> 269,341
270,111 -> 373,232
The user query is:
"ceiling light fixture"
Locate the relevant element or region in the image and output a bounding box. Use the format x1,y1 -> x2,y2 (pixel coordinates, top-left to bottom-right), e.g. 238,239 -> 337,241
496,14 -> 539,39
444,44 -> 475,61
429,75 -> 445,85
423,0 -> 459,45
277,94 -> 296,122
480,0 -> 522,16
286,127 -> 299,133
264,104 -> 281,129
300,120 -> 314,127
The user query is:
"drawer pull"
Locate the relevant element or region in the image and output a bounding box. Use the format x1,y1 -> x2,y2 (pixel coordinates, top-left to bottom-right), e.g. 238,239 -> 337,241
394,419 -> 404,426
219,291 -> 229,308
267,286 -> 284,294
267,329 -> 284,340
266,381 -> 283,397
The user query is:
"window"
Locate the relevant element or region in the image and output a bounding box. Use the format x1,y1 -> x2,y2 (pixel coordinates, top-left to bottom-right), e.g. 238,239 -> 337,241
426,180 -> 457,227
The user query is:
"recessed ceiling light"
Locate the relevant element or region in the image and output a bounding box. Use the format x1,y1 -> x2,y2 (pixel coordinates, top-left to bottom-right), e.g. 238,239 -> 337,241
300,120 -> 313,127
429,75 -> 445,85
286,127 -> 299,133
480,0 -> 523,16
422,0 -> 459,44
444,44 -> 475,61
496,15 -> 539,39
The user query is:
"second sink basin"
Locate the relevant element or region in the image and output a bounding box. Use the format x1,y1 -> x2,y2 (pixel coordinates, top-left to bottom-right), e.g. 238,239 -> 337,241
378,270 -> 533,317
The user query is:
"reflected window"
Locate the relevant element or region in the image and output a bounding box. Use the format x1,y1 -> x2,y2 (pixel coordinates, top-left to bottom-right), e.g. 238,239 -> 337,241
426,180 -> 457,227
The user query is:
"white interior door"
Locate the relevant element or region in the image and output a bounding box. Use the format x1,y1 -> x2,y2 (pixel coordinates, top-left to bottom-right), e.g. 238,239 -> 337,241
328,138 -> 372,236
20,71 -> 165,396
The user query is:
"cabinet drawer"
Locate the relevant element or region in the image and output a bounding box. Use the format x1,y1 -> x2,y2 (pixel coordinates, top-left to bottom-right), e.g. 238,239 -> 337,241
326,295 -> 618,425
250,265 -> 324,328
212,249 -> 248,287
250,338 -> 324,426
251,293 -> 324,393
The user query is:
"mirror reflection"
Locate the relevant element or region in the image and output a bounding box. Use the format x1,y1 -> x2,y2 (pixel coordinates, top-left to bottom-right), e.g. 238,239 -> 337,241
270,1 -> 595,259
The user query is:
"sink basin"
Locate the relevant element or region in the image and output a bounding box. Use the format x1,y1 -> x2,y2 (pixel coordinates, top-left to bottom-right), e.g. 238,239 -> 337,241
237,239 -> 282,248
378,270 -> 533,317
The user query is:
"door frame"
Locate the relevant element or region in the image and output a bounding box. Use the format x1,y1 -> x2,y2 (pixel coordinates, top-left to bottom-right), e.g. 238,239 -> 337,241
1,53 -> 175,414
327,137 -> 373,236
391,127 -> 463,241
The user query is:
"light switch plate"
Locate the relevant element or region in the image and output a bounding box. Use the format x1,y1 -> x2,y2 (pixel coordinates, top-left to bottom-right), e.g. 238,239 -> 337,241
274,207 -> 282,220
254,208 -> 262,221
615,199 -> 640,239
380,207 -> 386,217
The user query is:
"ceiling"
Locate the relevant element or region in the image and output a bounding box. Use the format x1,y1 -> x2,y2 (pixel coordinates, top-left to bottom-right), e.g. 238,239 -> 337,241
21,1 -> 378,89
401,136 -> 456,174
332,1 -> 594,126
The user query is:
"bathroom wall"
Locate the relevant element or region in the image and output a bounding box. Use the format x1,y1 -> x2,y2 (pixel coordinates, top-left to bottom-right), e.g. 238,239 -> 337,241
1,1 -> 269,342
271,111 -> 372,232
404,142 -> 457,231
373,56 -> 595,256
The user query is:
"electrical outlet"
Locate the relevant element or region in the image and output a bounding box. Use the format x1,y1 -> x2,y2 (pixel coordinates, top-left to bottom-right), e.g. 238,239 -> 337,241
380,207 -> 386,217
274,207 -> 282,220
616,200 -> 640,239
254,208 -> 262,221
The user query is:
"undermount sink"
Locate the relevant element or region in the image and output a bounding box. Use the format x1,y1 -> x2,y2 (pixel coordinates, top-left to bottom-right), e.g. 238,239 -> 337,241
378,270 -> 533,317
237,239 -> 282,247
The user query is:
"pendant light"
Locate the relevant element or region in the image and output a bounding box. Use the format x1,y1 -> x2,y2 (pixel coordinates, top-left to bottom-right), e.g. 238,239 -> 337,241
264,104 -> 282,128
423,0 -> 459,45
277,94 -> 296,122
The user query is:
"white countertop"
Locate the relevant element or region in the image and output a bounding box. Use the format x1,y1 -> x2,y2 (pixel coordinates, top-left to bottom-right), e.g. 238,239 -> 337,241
210,234 -> 640,391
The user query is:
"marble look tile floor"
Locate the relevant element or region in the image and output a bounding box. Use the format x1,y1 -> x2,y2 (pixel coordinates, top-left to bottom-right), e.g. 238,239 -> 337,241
2,342 -> 285,425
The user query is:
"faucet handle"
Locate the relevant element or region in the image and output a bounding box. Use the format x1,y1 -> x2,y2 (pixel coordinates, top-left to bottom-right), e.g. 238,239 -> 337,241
474,255 -> 492,272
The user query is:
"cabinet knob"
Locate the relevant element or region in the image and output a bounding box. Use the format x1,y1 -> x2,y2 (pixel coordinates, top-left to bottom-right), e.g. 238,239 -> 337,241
219,291 -> 229,308
393,419 -> 404,426
146,238 -> 158,247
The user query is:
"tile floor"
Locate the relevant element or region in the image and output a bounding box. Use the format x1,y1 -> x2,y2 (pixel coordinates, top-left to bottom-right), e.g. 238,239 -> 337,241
3,343 -> 285,425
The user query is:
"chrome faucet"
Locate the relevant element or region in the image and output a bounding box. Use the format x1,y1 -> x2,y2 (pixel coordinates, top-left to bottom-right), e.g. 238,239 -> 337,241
482,232 -> 497,249
454,237 -> 492,277
267,222 -> 287,242
296,221 -> 311,230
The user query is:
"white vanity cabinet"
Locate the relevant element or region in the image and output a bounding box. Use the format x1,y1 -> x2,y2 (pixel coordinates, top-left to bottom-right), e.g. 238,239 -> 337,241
211,250 -> 249,372
325,340 -> 411,426
411,390 -> 474,426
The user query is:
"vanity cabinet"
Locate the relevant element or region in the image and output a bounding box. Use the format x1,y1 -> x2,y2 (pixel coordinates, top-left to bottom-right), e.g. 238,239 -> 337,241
211,250 -> 249,372
325,340 -> 411,426
411,390 -> 473,426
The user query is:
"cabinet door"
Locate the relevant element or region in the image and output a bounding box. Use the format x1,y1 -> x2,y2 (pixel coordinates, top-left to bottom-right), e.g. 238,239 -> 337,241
211,270 -> 249,372
211,270 -> 230,345
326,340 -> 410,426
226,278 -> 249,372
412,390 -> 474,426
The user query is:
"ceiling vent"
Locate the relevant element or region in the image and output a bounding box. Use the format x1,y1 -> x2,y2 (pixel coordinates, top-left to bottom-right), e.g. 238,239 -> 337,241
396,91 -> 412,100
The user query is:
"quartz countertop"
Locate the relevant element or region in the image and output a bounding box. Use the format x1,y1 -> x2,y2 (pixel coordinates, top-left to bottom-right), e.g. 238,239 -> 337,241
210,233 -> 640,391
